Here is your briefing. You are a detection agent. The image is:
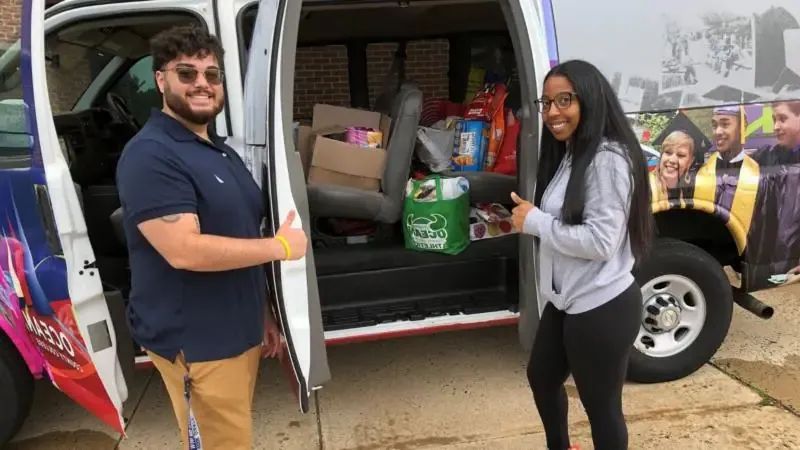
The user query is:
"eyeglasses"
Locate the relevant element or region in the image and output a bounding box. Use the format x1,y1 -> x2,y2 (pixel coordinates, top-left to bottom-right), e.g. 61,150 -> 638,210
534,92 -> 577,114
161,66 -> 224,86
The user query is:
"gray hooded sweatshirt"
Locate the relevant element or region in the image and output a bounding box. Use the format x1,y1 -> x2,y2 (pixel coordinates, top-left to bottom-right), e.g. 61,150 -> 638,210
523,139 -> 636,316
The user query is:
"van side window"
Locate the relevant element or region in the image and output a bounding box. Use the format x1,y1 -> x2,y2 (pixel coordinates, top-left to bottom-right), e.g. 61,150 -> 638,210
107,56 -> 160,126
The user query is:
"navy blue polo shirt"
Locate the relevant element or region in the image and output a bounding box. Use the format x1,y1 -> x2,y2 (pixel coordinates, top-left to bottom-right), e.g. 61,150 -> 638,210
115,109 -> 266,363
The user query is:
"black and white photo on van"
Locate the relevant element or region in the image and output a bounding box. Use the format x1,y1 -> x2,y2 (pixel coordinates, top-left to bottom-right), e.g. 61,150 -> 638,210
551,0 -> 800,112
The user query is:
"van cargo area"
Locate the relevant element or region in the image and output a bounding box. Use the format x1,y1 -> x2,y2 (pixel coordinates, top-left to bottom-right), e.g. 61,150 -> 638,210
39,0 -> 531,355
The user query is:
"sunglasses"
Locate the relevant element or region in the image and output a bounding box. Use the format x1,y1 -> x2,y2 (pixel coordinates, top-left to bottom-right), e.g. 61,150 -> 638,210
162,66 -> 224,85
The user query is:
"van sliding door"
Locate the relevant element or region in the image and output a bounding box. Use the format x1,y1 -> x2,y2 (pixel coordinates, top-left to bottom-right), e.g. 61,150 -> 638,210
241,0 -> 330,414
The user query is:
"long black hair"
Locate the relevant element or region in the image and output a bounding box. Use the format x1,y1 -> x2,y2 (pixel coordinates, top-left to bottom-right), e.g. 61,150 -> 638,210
534,59 -> 654,265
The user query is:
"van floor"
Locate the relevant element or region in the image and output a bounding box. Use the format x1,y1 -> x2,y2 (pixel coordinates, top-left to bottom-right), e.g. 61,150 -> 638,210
314,232 -> 517,276
315,234 -> 519,331
96,227 -> 519,334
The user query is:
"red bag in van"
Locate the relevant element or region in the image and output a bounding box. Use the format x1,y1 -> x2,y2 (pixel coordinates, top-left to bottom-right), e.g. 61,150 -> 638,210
491,110 -> 519,176
464,84 -> 494,121
484,84 -> 509,170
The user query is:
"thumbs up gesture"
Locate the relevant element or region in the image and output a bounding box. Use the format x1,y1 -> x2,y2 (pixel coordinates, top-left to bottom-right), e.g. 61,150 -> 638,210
275,210 -> 308,261
510,192 -> 535,233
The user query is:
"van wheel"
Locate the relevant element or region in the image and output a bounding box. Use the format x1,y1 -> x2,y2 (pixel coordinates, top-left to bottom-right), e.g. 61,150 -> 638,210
0,334 -> 35,446
628,238 -> 733,384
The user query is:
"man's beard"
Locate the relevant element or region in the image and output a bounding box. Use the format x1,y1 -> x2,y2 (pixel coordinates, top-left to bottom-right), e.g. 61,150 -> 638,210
164,84 -> 223,126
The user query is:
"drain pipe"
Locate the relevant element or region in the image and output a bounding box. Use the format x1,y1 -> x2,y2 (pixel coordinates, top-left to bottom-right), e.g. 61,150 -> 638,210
732,289 -> 774,319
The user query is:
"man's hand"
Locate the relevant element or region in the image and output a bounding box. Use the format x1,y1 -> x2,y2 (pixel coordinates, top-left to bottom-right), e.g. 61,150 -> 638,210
510,192 -> 535,232
275,210 -> 308,261
262,309 -> 283,359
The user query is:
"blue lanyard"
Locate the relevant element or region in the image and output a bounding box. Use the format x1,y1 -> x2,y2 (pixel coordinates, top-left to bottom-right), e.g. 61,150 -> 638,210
184,375 -> 204,450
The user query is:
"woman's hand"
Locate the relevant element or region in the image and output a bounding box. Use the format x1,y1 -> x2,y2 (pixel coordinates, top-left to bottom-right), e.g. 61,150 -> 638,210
510,192 -> 536,232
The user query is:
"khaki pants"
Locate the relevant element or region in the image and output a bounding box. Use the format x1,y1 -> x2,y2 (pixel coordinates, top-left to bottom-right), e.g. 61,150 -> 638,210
147,346 -> 262,450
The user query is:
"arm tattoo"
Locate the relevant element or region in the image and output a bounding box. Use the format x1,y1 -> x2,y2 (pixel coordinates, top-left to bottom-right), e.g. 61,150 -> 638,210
160,214 -> 181,223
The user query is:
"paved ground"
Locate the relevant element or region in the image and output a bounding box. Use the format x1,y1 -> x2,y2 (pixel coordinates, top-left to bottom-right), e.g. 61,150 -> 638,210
8,283 -> 800,450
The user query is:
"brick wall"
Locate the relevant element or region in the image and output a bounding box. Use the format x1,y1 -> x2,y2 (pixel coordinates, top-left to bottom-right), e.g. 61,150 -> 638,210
293,45 -> 351,120
293,39 -> 450,121
0,0 -> 20,44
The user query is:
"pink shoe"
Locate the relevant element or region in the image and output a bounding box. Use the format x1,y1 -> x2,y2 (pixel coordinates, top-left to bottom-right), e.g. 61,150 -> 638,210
567,446 -> 581,450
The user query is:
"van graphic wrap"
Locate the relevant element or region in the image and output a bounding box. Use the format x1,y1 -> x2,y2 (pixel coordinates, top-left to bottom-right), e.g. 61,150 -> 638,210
551,0 -> 800,112
630,101 -> 800,292
0,232 -> 44,378
548,0 -> 800,291
0,176 -> 124,435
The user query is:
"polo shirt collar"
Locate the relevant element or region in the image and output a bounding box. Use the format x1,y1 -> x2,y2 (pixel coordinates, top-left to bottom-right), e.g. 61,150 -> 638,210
148,108 -> 226,147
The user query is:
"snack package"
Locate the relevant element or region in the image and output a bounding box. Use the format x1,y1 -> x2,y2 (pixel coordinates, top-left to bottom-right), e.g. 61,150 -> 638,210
452,119 -> 488,172
464,84 -> 494,121
491,110 -> 519,176
464,67 -> 487,104
345,127 -> 383,148
468,203 -> 517,241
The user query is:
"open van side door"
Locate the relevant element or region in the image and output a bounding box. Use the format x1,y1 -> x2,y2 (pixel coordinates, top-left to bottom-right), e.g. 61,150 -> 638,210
242,0 -> 330,413
13,0 -> 127,434
500,0 -> 551,349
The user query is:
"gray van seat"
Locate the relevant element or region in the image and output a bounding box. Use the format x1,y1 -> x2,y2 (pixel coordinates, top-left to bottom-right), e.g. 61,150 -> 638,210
442,171 -> 518,205
307,83 -> 423,223
110,207 -> 126,247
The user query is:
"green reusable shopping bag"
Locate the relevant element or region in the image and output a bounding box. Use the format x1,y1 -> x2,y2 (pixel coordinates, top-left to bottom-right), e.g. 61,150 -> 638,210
402,175 -> 470,255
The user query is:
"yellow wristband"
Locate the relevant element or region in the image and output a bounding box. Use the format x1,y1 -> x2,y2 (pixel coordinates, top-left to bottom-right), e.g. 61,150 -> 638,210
275,236 -> 291,260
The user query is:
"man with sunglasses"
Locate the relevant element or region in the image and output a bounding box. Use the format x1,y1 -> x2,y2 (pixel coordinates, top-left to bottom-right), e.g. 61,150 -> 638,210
115,25 -> 307,450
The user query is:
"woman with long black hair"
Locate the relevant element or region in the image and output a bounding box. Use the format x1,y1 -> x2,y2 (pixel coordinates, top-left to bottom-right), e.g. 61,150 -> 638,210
510,59 -> 654,450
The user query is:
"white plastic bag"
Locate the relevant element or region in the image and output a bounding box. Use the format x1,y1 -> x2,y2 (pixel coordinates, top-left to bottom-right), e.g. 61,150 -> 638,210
416,125 -> 455,173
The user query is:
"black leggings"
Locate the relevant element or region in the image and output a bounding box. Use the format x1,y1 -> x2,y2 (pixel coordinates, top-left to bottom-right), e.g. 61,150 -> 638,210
527,282 -> 641,450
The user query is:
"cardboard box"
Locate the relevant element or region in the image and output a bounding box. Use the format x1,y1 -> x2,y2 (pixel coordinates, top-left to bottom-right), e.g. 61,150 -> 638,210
312,104 -> 386,133
294,124 -> 313,179
307,104 -> 392,191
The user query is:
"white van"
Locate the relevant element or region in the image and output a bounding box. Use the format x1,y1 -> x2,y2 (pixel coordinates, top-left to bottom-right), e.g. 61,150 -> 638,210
1,0 -> 798,444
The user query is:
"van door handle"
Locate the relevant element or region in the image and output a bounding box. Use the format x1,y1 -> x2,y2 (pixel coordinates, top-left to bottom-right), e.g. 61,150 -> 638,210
33,183 -> 63,255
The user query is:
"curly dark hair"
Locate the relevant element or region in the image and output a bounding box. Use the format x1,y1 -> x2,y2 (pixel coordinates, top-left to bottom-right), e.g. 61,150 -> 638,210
149,24 -> 225,72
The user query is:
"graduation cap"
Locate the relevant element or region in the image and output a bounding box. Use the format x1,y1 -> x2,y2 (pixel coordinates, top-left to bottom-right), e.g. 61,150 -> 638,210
651,110 -> 713,156
702,85 -> 761,103
753,6 -> 800,88
771,67 -> 800,94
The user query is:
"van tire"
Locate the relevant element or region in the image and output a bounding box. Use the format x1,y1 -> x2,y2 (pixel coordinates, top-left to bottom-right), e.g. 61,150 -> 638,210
627,238 -> 733,384
0,333 -> 34,446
